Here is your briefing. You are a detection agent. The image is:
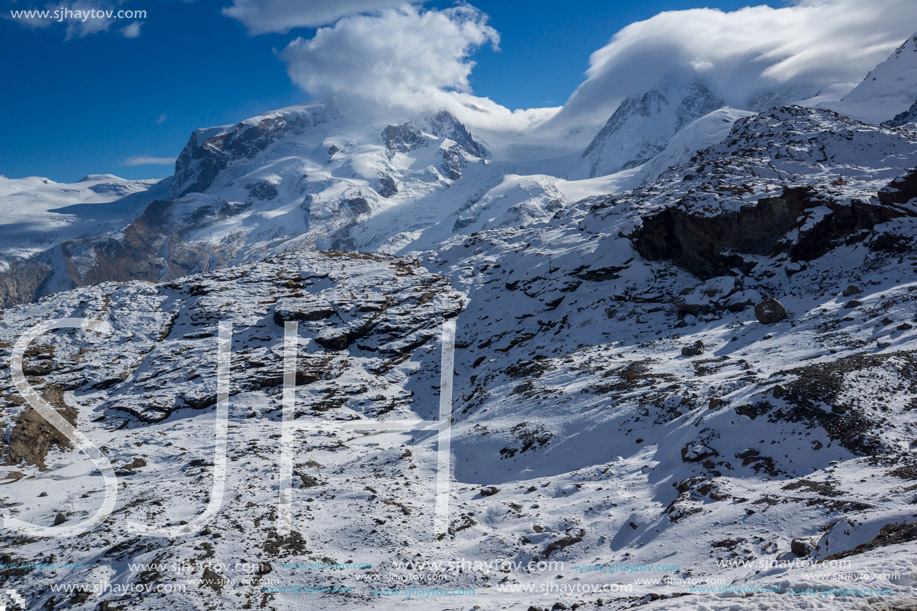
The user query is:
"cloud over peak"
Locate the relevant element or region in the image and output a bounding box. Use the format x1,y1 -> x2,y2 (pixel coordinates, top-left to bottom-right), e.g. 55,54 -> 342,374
280,5 -> 498,111
557,0 -> 917,127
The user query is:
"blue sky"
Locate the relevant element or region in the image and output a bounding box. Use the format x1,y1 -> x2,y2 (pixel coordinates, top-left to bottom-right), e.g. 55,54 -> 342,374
0,0 -> 785,182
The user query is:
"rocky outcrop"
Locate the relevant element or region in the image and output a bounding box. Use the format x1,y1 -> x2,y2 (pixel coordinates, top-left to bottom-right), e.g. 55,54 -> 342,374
383,123 -> 427,153
878,166 -> 917,206
630,185 -> 916,279
427,111 -> 488,160
885,99 -> 917,127
0,259 -> 52,309
67,197 -> 248,287
383,112 -> 488,181
5,385 -> 74,470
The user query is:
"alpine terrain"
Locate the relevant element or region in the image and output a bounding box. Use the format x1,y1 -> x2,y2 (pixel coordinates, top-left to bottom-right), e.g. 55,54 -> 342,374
2,20 -> 917,611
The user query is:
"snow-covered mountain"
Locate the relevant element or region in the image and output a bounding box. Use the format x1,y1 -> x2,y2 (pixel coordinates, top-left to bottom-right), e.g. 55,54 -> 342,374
581,78 -> 725,177
3,100 -> 917,610
0,174 -> 163,269
3,29 -> 917,611
0,174 -> 166,308
828,32 -> 917,124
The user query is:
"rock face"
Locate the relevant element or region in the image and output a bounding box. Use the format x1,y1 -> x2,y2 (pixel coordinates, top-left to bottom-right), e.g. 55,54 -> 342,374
383,123 -> 426,153
842,285 -> 861,297
681,443 -> 717,462
6,386 -> 74,470
382,111 -> 488,181
0,259 -> 52,309
878,166 -> 917,206
754,297 -> 788,324
0,250 -> 465,428
791,537 -> 815,557
628,107 -> 917,278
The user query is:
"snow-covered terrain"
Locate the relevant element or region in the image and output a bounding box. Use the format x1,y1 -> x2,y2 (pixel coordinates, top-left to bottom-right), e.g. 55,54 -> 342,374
829,32 -> 917,124
0,174 -> 163,270
2,25 -> 917,611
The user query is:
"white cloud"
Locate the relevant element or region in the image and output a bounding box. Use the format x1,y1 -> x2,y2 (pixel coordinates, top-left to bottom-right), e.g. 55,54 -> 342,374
155,113 -> 167,124
554,0 -> 917,128
123,155 -> 176,166
120,20 -> 141,38
63,1 -> 114,39
223,0 -> 421,35
280,5 -> 498,111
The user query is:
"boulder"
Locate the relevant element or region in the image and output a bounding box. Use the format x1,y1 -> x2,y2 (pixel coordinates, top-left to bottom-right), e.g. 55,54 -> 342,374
755,297 -> 787,324
681,341 -> 705,356
791,537 -> 814,557
842,285 -> 861,297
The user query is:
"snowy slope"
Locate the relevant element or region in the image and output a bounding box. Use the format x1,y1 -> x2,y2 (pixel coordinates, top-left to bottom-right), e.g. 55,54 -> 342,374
580,78 -> 725,178
640,107 -> 755,184
0,174 -> 164,270
829,32 -> 917,124
2,103 -> 917,611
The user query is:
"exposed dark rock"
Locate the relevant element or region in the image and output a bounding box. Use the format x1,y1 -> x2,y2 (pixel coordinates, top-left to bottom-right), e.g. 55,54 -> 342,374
773,351 -> 917,455
630,186 -> 915,279
343,197 -> 371,216
571,265 -> 626,282
842,285 -> 861,297
681,341 -> 706,356
681,443 -> 717,462
6,385 -> 75,470
383,123 -> 426,153
441,146 -> 465,180
172,106 -> 338,198
885,100 -> 917,127
822,522 -> 917,561
878,166 -> 917,206
377,173 -> 398,198
0,258 -> 53,309
542,528 -> 585,559
791,537 -> 814,557
428,111 -> 488,160
244,180 -> 278,201
755,297 -> 787,324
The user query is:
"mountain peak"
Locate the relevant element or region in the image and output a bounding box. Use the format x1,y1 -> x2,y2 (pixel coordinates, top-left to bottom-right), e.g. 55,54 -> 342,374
830,31 -> 917,123
581,77 -> 724,177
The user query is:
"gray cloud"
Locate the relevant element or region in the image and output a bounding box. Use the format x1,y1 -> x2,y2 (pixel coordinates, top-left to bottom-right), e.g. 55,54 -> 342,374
123,155 -> 176,166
